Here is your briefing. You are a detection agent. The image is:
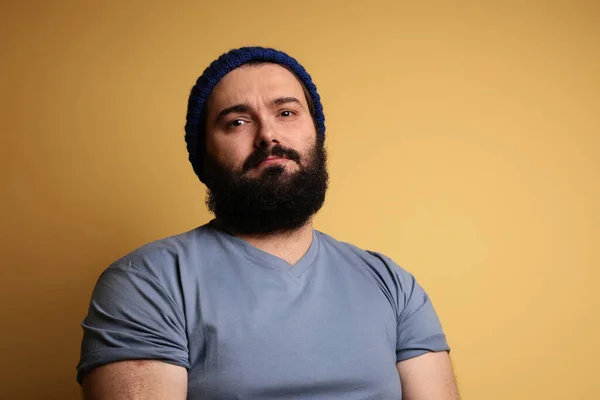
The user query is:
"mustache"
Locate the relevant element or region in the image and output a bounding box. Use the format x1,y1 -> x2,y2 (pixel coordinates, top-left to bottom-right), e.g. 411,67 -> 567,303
242,144 -> 301,172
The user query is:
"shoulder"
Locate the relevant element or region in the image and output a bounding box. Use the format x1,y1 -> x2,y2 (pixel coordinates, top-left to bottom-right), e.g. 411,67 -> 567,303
104,222 -> 219,287
315,230 -> 416,292
113,225 -> 202,264
315,230 -> 400,268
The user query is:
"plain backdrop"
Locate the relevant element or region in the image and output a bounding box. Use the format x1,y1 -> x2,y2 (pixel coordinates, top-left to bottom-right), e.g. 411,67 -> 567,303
1,1 -> 599,399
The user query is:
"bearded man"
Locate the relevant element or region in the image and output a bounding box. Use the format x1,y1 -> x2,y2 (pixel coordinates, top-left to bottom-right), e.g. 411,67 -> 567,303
77,47 -> 459,400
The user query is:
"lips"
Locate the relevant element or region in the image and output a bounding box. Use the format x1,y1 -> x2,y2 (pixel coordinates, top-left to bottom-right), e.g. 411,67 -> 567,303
259,156 -> 287,166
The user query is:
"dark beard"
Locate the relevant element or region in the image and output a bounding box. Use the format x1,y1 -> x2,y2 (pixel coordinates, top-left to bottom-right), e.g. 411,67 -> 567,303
203,138 -> 328,235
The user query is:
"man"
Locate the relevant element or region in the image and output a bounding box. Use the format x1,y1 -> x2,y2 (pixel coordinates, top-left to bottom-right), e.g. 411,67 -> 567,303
77,47 -> 459,399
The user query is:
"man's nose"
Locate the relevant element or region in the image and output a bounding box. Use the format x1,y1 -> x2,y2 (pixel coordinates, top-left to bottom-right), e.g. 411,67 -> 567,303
254,117 -> 280,148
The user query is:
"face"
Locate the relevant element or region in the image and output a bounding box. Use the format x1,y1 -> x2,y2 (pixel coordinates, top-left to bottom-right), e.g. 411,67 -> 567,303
201,63 -> 328,235
204,63 -> 317,179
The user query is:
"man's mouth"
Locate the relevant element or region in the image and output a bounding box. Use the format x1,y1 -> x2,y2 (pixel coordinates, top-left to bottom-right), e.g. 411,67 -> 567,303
258,156 -> 287,166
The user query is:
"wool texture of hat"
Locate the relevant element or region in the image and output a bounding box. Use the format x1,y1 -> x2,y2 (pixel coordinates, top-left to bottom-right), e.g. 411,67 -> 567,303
184,46 -> 326,183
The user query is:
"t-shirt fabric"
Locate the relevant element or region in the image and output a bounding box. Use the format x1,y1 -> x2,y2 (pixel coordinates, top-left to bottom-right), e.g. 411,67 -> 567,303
77,221 -> 449,399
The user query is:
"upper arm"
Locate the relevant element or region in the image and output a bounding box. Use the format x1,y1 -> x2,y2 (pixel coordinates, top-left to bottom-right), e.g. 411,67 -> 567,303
387,258 -> 449,361
396,351 -> 459,400
82,359 -> 187,400
382,255 -> 456,398
77,264 -> 190,386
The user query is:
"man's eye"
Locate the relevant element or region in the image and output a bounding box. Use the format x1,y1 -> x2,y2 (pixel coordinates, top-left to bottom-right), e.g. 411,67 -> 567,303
229,119 -> 245,127
280,111 -> 293,117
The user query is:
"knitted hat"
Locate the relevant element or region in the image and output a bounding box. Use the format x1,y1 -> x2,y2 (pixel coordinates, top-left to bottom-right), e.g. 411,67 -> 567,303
184,46 -> 326,183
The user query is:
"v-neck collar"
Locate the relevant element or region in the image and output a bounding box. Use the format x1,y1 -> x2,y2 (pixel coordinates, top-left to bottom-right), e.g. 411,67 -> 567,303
208,219 -> 319,279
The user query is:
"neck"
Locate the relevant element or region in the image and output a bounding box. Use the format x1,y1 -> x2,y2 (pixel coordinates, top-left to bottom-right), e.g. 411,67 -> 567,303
217,219 -> 314,266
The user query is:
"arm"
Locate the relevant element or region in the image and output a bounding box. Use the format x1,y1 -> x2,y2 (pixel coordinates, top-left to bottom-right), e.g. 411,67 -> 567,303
82,360 -> 187,400
396,351 -> 459,400
374,254 -> 457,399
77,264 -> 191,394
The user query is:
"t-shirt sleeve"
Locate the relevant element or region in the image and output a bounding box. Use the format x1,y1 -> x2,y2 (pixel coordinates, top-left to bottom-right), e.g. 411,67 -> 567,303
76,263 -> 190,384
394,266 -> 450,362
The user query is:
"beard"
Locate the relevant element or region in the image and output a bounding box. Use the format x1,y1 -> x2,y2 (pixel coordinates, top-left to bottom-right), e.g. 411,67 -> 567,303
203,137 -> 328,235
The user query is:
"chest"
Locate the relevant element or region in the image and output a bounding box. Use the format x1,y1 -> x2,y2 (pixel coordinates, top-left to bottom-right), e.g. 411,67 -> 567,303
184,258 -> 401,399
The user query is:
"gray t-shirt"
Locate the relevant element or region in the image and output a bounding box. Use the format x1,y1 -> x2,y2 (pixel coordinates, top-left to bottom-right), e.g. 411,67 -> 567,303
77,220 -> 449,399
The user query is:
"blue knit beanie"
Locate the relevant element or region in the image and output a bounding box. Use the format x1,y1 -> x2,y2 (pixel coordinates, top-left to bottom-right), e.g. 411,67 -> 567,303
184,46 -> 326,183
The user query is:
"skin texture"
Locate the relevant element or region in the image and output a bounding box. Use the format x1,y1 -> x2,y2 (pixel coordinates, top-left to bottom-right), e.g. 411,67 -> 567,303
81,63 -> 460,399
82,360 -> 187,399
397,352 -> 460,400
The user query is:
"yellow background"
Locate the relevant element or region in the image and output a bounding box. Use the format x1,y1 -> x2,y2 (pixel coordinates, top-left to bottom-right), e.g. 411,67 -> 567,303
2,1 -> 599,399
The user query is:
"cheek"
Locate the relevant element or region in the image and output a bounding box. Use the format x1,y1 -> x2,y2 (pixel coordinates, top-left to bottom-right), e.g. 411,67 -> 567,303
208,137 -> 252,169
297,129 -> 318,153
287,119 -> 317,148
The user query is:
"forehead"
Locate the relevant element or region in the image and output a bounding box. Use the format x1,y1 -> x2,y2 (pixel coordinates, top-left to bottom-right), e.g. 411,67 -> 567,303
206,63 -> 307,111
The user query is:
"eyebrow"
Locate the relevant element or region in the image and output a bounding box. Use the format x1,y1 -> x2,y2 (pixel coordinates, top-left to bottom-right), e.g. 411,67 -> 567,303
215,104 -> 250,124
272,96 -> 303,108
